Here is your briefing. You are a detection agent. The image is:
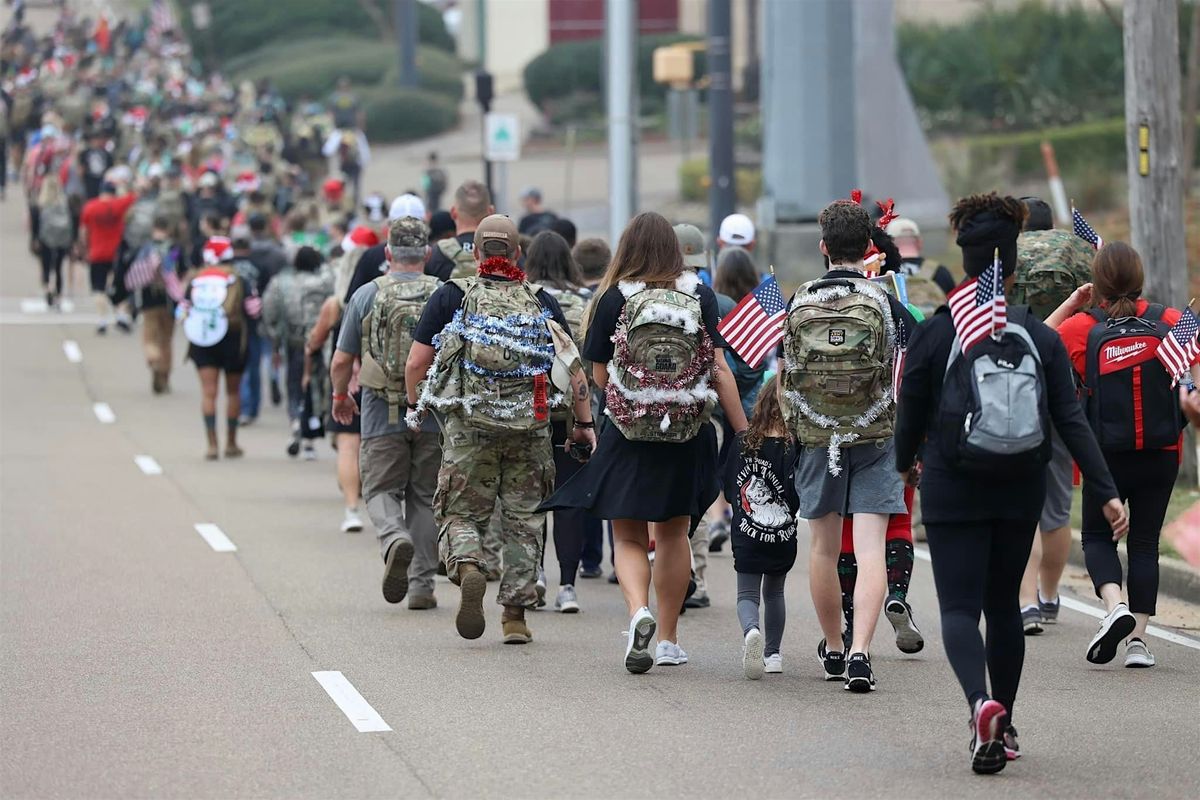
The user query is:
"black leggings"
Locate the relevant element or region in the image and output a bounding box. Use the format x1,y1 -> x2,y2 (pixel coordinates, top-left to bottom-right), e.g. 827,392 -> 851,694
40,246 -> 65,294
925,519 -> 1036,722
549,420 -> 602,586
1082,449 -> 1177,615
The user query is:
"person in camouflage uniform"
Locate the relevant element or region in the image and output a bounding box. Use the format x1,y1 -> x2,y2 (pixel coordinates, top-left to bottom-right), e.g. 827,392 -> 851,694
405,215 -> 596,645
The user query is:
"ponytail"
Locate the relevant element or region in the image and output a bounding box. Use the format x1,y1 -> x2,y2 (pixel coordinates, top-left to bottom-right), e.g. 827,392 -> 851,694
1091,241 -> 1144,319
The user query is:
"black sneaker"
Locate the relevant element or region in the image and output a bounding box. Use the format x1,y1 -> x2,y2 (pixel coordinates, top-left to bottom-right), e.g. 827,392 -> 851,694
708,520 -> 730,552
381,540 -> 414,604
885,594 -> 925,654
969,699 -> 1008,774
270,378 -> 283,406
579,565 -> 604,579
1038,593 -> 1060,624
817,638 -> 846,681
1003,724 -> 1021,761
844,652 -> 876,693
1021,604 -> 1044,635
607,571 -> 619,585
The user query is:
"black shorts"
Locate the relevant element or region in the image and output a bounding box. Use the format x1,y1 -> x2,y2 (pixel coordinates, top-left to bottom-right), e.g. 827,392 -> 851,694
326,390 -> 362,435
89,261 -> 113,293
189,329 -> 248,374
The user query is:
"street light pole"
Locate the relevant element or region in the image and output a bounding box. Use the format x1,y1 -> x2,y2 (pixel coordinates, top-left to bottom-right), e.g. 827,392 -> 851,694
606,0 -> 637,245
395,0 -> 418,88
708,0 -> 735,246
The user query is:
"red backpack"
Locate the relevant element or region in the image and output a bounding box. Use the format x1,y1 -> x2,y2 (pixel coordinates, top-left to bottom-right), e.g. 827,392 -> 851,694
1083,306 -> 1184,451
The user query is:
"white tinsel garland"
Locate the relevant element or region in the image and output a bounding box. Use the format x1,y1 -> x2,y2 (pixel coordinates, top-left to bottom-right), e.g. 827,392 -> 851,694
790,279 -> 897,356
608,363 -> 718,407
637,302 -> 701,334
618,281 -> 646,298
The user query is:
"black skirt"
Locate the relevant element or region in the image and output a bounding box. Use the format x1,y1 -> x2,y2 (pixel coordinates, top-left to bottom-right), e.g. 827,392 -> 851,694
539,417 -> 720,523
188,328 -> 248,373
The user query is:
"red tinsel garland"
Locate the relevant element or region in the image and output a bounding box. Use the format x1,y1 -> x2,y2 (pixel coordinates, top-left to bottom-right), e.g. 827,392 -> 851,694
604,305 -> 716,427
478,256 -> 526,282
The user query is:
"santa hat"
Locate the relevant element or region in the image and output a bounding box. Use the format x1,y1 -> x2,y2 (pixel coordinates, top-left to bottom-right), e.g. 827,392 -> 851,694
341,225 -> 380,253
202,236 -> 234,265
234,170 -> 260,194
322,177 -> 345,202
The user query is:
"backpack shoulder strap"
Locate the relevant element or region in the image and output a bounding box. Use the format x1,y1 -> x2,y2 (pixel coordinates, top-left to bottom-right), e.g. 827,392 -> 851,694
1088,307 -> 1109,324
1144,303 -> 1166,322
437,238 -> 461,258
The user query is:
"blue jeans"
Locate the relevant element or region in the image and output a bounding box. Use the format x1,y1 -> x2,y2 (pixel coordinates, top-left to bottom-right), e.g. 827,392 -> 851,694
239,332 -> 270,419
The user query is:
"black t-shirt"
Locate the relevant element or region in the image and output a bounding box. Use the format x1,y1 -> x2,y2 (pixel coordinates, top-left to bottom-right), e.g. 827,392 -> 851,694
725,433 -> 800,575
518,211 -> 557,236
583,283 -> 729,364
426,232 -> 475,283
78,147 -> 113,199
413,277 -> 569,346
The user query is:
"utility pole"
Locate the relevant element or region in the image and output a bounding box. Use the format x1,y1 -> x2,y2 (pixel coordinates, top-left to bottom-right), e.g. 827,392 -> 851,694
395,0 -> 418,88
1124,0 -> 1193,482
708,0 -> 735,245
606,0 -> 637,246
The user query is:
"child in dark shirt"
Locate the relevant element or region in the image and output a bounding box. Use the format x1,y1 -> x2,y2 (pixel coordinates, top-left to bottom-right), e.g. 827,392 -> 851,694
726,377 -> 800,680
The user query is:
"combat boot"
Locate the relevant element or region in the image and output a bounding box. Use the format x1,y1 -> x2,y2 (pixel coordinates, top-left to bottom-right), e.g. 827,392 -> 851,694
456,563 -> 487,640
501,606 -> 532,645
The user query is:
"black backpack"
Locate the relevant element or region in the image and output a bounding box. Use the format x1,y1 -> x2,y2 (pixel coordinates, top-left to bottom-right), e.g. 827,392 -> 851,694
937,306 -> 1051,473
1083,305 -> 1183,451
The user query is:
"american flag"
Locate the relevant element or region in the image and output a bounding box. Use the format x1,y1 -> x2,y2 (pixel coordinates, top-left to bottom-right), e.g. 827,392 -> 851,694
150,0 -> 177,34
1072,207 -> 1104,250
124,245 -> 162,292
718,274 -> 786,368
947,255 -> 1007,353
1156,306 -> 1200,386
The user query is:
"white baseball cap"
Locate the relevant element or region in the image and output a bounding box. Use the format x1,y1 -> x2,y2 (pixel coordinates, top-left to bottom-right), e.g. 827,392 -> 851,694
886,217 -> 921,239
719,213 -> 755,246
389,193 -> 426,221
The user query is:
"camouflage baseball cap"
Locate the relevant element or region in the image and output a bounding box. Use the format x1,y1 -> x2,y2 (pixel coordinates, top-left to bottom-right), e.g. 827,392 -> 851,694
387,215 -> 429,258
673,223 -> 709,269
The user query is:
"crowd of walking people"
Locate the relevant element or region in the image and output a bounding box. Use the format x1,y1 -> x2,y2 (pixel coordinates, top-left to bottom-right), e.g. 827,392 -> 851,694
5,3 -> 1198,778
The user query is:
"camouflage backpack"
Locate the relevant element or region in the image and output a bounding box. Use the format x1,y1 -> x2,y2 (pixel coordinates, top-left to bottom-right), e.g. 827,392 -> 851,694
155,188 -> 186,233
123,196 -> 159,249
605,275 -> 717,443
283,267 -> 334,347
542,285 -> 593,423
437,238 -> 477,279
781,276 -> 895,453
423,277 -> 558,432
1012,229 -> 1095,321
359,273 -> 441,424
904,262 -> 948,318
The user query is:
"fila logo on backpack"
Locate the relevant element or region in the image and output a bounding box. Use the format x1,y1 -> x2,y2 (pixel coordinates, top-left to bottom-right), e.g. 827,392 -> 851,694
781,277 -> 895,473
605,272 -> 717,443
1084,305 -> 1184,450
938,306 -> 1050,473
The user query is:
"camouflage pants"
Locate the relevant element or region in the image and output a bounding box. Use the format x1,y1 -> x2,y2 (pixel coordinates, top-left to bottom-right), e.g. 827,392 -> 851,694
435,422 -> 555,609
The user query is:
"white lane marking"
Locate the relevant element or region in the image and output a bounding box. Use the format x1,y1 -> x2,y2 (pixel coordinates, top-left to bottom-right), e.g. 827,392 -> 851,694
62,340 -> 82,363
20,298 -> 48,314
92,402 -> 116,423
312,671 -> 392,733
913,546 -> 1200,651
193,523 -> 237,553
133,455 -> 163,475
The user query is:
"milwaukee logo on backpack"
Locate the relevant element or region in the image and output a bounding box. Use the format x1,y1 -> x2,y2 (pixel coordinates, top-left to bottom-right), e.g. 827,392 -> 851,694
1083,306 -> 1183,451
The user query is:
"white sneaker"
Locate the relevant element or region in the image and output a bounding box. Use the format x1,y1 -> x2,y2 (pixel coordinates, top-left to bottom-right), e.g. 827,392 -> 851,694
743,628 -> 765,680
341,507 -> 363,533
555,584 -> 580,613
624,607 -> 656,674
302,443 -> 317,461
1087,602 -> 1136,664
763,653 -> 783,674
655,640 -> 688,666
1125,637 -> 1156,668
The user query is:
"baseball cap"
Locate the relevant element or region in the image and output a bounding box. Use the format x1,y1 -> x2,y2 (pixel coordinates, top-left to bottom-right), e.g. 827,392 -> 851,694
387,216 -> 430,258
474,214 -> 519,258
673,223 -> 709,269
519,187 -> 542,202
198,171 -> 219,188
389,193 -> 426,222
718,213 -> 755,246
886,217 -> 921,239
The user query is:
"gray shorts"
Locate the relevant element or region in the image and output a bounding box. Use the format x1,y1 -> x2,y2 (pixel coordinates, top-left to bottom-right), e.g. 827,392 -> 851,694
795,438 -> 907,519
1040,429 -> 1073,531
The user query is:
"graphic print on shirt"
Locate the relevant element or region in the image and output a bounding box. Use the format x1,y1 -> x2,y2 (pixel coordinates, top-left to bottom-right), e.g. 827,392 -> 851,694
734,455 -> 796,543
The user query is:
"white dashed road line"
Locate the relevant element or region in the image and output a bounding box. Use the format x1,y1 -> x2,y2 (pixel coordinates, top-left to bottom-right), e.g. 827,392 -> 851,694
92,402 -> 116,424
312,671 -> 392,733
20,298 -> 48,314
193,523 -> 237,553
62,340 -> 82,363
133,455 -> 163,475
912,546 -> 1200,651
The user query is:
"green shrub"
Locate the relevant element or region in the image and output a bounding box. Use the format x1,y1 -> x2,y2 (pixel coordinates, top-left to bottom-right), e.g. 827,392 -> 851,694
230,38 -> 463,103
184,0 -> 453,65
361,86 -> 459,143
898,0 -> 1194,134
523,34 -> 708,120
679,158 -> 761,205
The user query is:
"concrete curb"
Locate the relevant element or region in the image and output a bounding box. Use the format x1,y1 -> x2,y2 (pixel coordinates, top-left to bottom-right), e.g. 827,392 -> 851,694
1066,531 -> 1200,604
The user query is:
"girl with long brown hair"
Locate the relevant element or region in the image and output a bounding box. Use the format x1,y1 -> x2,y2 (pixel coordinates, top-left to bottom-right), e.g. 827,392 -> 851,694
1048,241 -> 1199,669
542,211 -> 749,674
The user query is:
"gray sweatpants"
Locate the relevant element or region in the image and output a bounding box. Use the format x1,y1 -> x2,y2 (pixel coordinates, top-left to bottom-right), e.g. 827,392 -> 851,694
360,430 -> 441,596
737,572 -> 788,657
